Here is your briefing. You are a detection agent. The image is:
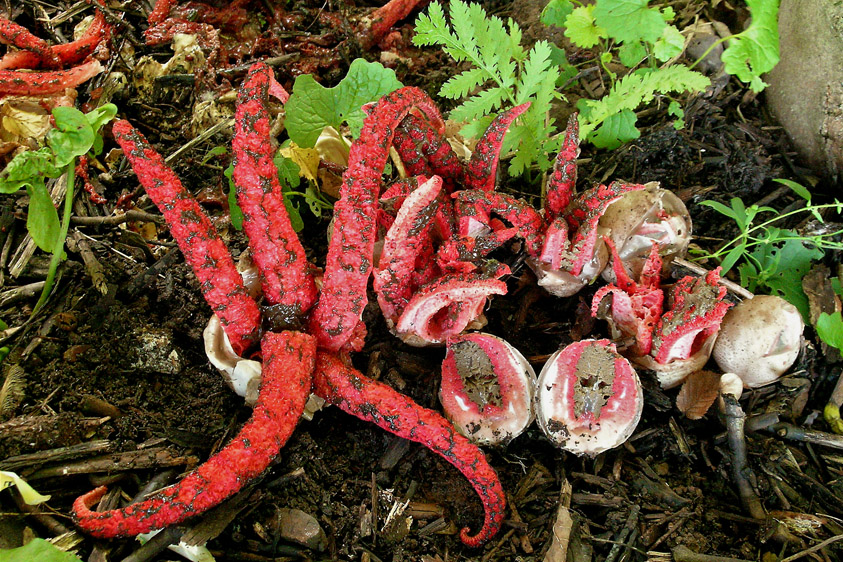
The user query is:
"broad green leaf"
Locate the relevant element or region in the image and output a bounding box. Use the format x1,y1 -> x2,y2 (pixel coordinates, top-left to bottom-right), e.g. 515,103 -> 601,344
84,103 -> 117,155
592,0 -> 666,45
618,41 -> 646,68
285,59 -> 403,147
564,5 -> 605,49
817,311 -> 843,351
721,0 -> 780,92
653,25 -> 685,62
26,183 -> 61,252
48,107 -> 94,167
749,236 -> 823,321
588,109 -> 640,149
0,538 -> 83,562
541,0 -> 574,28
773,178 -> 812,201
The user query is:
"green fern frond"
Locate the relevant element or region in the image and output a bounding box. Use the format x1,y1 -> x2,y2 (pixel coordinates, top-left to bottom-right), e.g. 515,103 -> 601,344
414,0 -> 562,175
439,67 -> 488,99
579,66 -> 710,139
450,88 -> 507,123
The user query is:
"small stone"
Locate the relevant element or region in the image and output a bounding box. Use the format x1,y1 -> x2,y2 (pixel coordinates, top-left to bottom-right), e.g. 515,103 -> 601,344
276,508 -> 327,551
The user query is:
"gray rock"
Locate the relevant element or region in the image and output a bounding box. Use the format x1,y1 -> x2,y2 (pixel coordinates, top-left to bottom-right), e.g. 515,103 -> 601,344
766,0 -> 843,180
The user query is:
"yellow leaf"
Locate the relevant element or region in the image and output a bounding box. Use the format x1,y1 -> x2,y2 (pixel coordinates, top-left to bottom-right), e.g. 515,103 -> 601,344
1,470 -> 51,504
279,144 -> 321,183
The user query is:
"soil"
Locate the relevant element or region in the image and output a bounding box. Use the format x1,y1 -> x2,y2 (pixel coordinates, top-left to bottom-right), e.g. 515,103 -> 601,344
1,1 -> 842,562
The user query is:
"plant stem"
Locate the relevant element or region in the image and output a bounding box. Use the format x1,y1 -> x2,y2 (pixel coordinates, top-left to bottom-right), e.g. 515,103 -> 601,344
33,161 -> 75,314
702,203 -> 843,260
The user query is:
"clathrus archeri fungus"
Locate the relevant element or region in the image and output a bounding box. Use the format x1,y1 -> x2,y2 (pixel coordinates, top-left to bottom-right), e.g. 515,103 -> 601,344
0,6 -> 109,96
72,67 -> 505,548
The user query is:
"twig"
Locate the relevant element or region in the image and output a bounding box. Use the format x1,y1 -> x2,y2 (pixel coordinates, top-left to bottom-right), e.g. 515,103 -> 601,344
0,282 -> 45,308
673,257 -> 754,300
604,504 -> 639,562
670,545 -> 753,562
769,422 -> 843,451
780,534 -> 843,562
71,210 -> 164,226
164,117 -> 234,165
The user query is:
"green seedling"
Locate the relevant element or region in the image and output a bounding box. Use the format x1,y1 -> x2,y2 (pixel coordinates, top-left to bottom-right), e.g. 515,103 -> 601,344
0,104 -> 117,313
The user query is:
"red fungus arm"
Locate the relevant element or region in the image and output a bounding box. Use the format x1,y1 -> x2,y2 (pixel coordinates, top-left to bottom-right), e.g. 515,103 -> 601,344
233,62 -> 316,317
73,330 -> 316,538
313,351 -> 505,547
545,114 -> 580,220
0,10 -> 109,70
394,112 -> 465,193
113,120 -> 261,355
463,103 -> 530,192
309,87 -> 444,352
0,60 -> 102,95
0,17 -> 62,69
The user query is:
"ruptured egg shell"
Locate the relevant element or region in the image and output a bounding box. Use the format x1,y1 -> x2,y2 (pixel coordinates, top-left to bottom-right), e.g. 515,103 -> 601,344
439,333 -> 537,446
536,339 -> 643,456
713,295 -> 804,388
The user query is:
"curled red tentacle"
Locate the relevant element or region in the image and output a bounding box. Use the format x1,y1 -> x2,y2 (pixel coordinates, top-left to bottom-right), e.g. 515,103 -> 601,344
394,112 -> 465,193
454,189 -> 545,256
374,175 -> 443,323
0,16 -> 62,69
73,330 -> 316,538
233,62 -> 316,318
463,103 -> 530,192
0,10 -> 109,70
112,119 -> 261,355
309,86 -> 444,352
313,351 -> 505,547
0,60 -> 102,95
545,114 -> 580,220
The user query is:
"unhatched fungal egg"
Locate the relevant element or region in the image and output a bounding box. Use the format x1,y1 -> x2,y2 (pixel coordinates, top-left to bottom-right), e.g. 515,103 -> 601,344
439,333 -> 537,446
536,339 -> 643,456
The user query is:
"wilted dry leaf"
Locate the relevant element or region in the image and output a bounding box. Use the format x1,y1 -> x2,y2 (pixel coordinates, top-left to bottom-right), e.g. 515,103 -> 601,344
676,370 -> 721,419
279,144 -> 320,183
543,479 -> 572,562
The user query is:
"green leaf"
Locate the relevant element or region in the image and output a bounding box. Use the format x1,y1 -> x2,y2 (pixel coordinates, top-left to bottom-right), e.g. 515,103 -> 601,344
653,25 -> 685,62
48,107 -> 94,167
700,199 -> 738,221
285,59 -> 403,147
773,178 -> 812,202
274,154 -> 304,232
541,0 -> 574,28
618,41 -> 646,68
26,182 -> 61,252
450,87 -> 507,123
719,242 -> 747,274
223,163 -> 243,231
0,538 -> 83,562
668,100 -> 685,129
749,236 -> 824,321
588,109 -> 640,149
83,103 -> 118,156
564,5 -> 606,49
817,311 -> 843,351
0,148 -> 60,193
721,0 -> 780,92
592,0 -> 666,45
202,145 -> 229,164
516,41 -> 558,103
440,67 -> 488,99
729,197 -> 748,231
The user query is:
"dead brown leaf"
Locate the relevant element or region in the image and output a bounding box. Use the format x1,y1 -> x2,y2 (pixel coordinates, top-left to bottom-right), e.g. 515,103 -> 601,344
676,370 -> 721,419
